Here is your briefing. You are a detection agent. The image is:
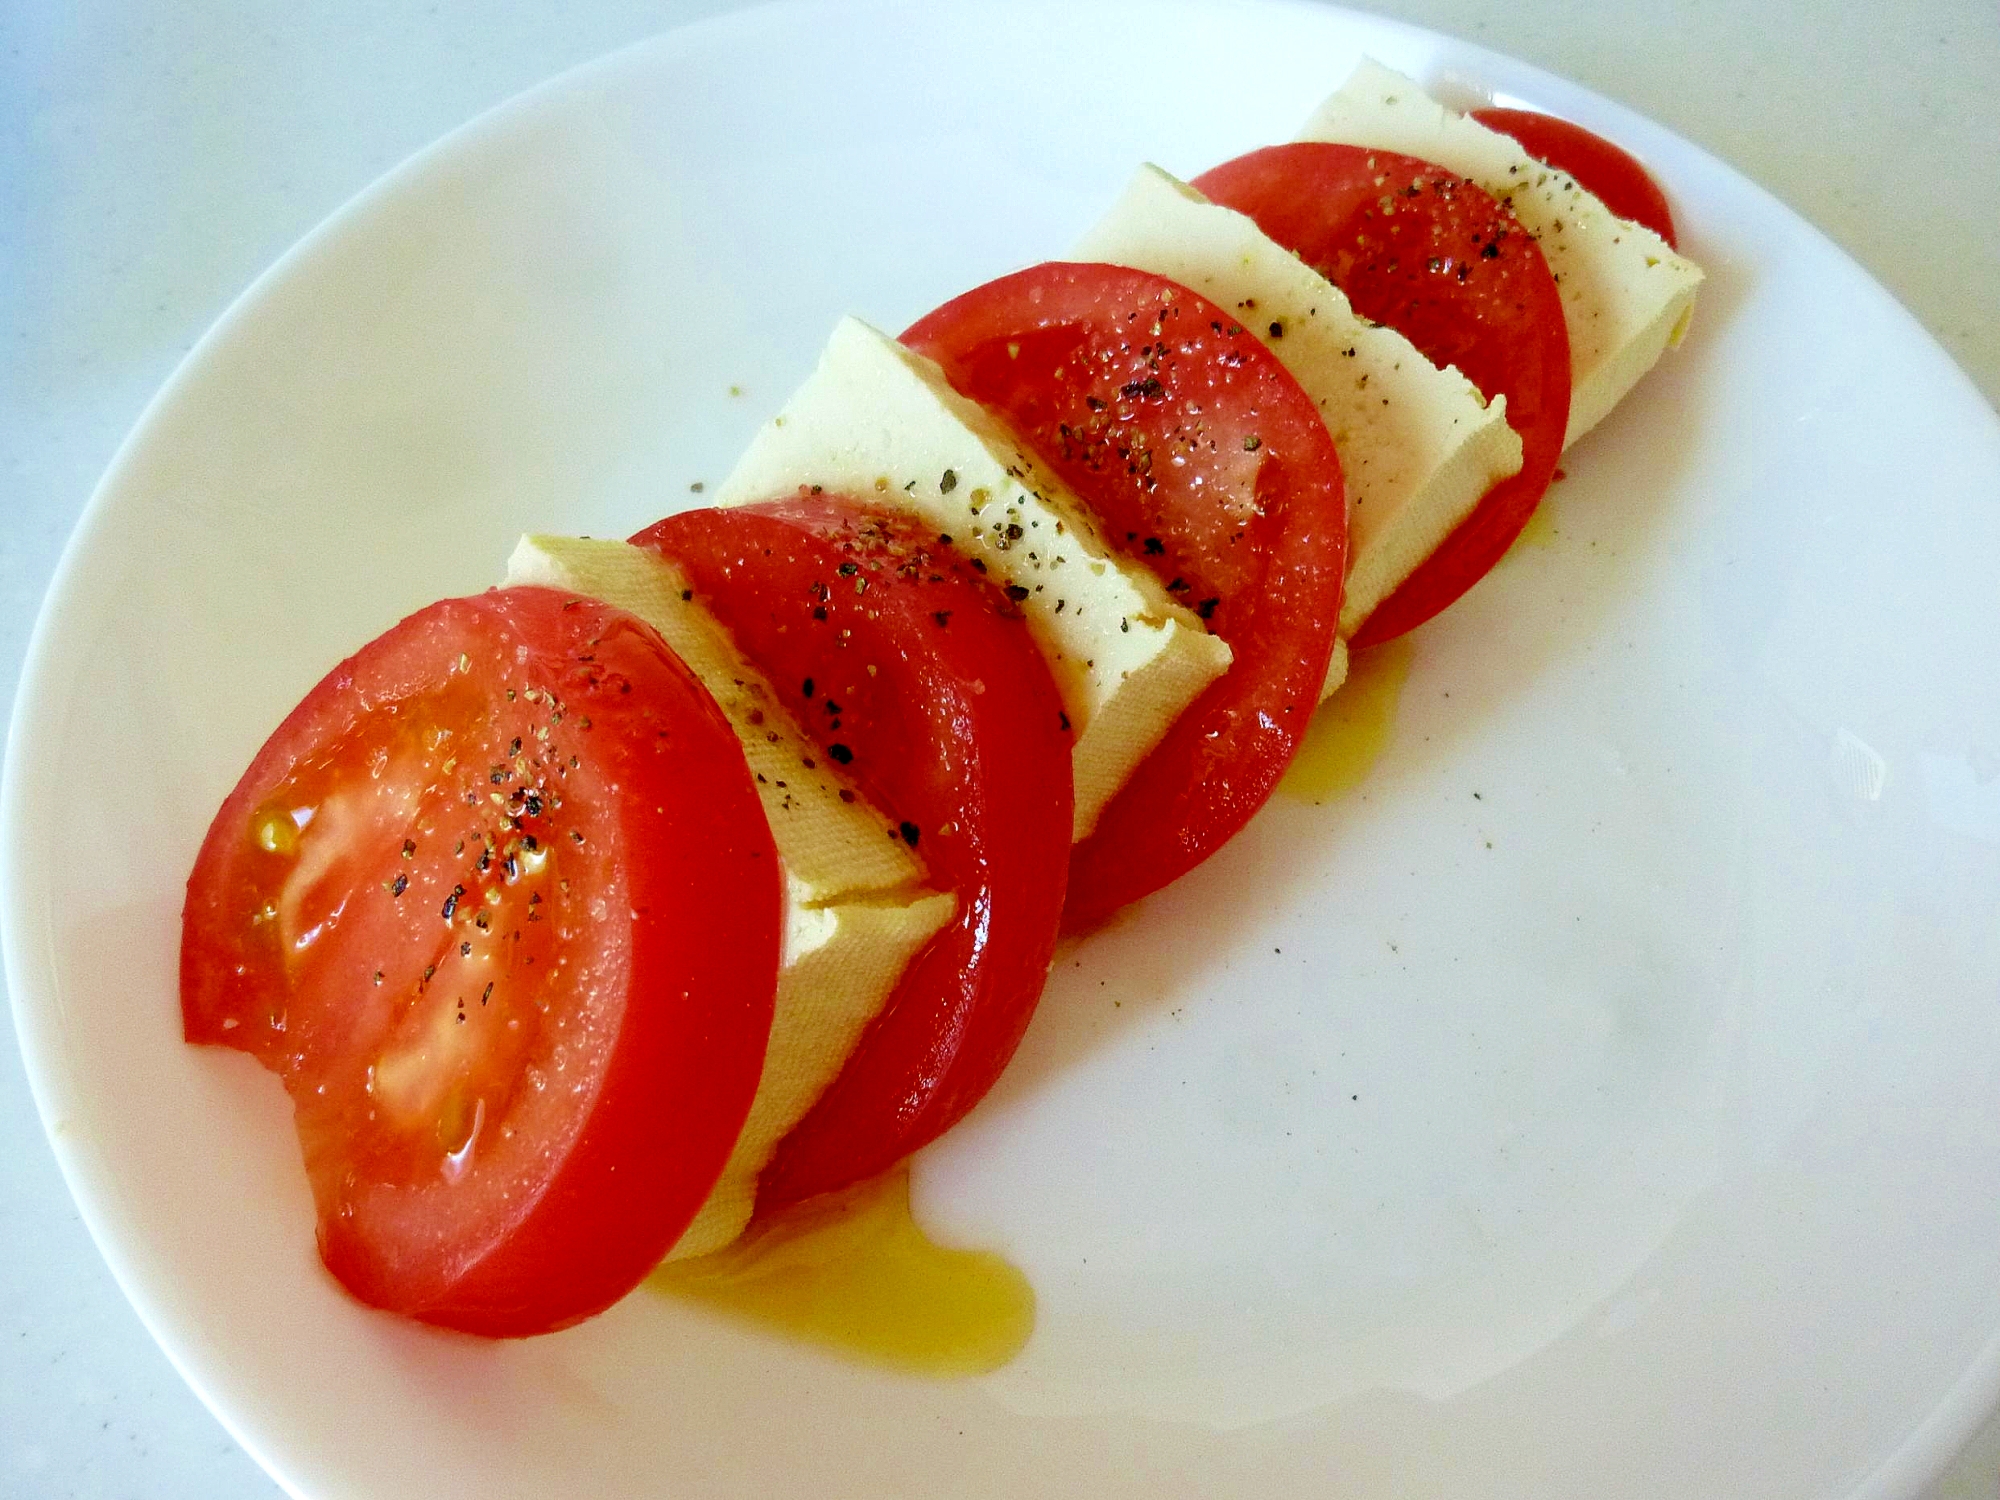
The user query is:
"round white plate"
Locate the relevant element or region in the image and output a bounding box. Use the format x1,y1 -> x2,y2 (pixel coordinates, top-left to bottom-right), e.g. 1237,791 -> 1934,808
8,1 -> 2000,1495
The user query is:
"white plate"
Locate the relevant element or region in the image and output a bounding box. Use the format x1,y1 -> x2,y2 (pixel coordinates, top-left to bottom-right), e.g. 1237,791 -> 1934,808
7,1 -> 2000,1495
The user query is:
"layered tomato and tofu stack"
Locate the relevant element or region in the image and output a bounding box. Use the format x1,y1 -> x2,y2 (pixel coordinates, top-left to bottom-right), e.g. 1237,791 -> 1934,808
180,63 -> 1700,1338
183,502 -> 1076,1336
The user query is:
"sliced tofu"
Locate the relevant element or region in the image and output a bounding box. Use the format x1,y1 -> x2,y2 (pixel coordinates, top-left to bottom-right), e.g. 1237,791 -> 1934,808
715,317 -> 1233,840
670,891 -> 950,1258
1299,60 -> 1703,450
1074,163 -> 1524,669
508,533 -> 919,906
505,535 -> 953,1259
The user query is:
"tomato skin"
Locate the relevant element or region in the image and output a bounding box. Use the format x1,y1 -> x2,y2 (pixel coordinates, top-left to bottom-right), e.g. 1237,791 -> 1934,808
634,499 -> 1072,1210
1194,144 -> 1570,647
903,262 -> 1347,927
182,587 -> 781,1335
1469,107 -> 1678,248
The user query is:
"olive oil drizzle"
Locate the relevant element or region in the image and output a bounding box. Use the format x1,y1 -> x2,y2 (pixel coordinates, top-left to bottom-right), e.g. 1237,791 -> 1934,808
1278,635 -> 1414,804
650,1167 -> 1033,1377
1507,495 -> 1561,553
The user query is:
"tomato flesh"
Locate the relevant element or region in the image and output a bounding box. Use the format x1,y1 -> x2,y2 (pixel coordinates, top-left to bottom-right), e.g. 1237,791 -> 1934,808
1469,107 -> 1678,248
903,262 -> 1347,927
1194,144 -> 1570,647
634,499 -> 1072,1209
182,587 -> 782,1334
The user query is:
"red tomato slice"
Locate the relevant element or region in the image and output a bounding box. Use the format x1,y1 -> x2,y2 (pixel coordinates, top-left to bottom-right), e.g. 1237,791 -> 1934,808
181,587 -> 782,1335
634,499 -> 1072,1210
1194,144 -> 1570,647
903,262 -> 1347,928
1469,107 -> 1679,248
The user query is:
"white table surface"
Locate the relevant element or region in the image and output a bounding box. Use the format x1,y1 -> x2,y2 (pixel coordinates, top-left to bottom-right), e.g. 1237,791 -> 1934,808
4,1 -> 1997,1495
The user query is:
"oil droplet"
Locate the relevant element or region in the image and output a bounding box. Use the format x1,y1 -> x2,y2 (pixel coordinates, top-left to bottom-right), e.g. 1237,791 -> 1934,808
650,1168 -> 1033,1377
1279,635 -> 1413,805
1506,497 -> 1560,555
1061,896 -> 1146,944
250,804 -> 300,856
439,1094 -> 484,1182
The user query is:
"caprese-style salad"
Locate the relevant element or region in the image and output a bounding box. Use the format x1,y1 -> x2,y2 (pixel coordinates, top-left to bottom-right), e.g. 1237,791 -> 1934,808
179,64 -> 1702,1338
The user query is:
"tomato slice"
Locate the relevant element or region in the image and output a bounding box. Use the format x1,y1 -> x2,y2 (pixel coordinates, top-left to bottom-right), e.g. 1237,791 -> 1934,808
1468,107 -> 1678,248
1194,144 -> 1570,647
633,499 -> 1072,1210
902,262 -> 1347,927
181,587 -> 781,1335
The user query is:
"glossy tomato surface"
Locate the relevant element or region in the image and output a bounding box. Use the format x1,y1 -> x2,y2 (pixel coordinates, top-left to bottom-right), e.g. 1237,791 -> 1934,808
182,587 -> 781,1334
1469,107 -> 1678,248
904,262 -> 1347,927
635,499 -> 1072,1210
1195,144 -> 1570,646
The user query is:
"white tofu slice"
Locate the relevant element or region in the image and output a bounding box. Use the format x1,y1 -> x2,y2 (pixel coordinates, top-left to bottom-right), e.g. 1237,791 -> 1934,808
670,891 -> 950,1258
1298,60 -> 1703,450
715,317 -> 1234,841
1326,637 -> 1349,698
1074,163 -> 1525,664
505,535 -> 953,1259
